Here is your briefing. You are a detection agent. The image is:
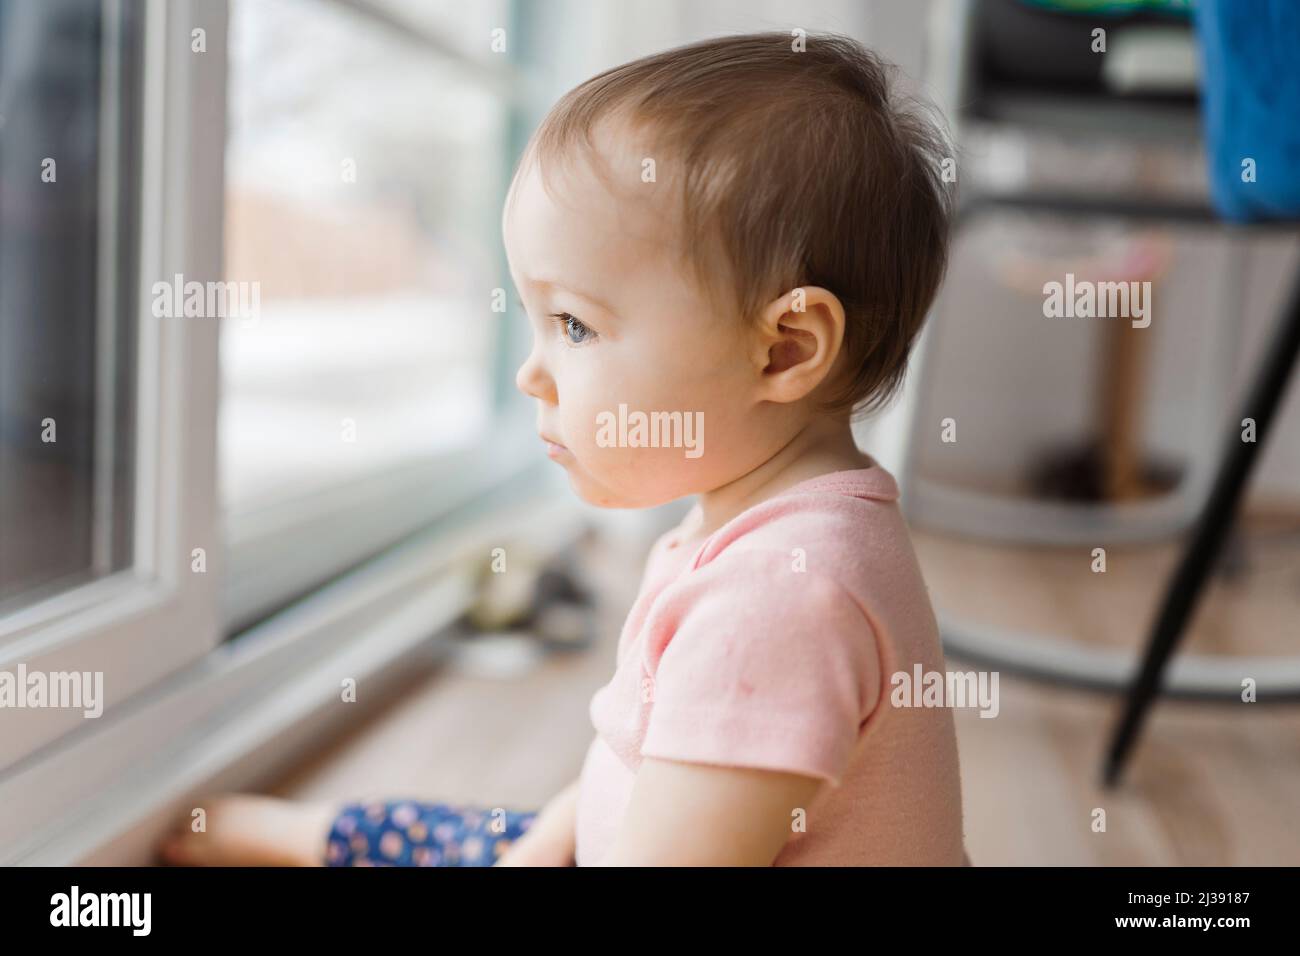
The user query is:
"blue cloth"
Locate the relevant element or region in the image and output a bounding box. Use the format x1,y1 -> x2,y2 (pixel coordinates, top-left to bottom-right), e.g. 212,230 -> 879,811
1195,0 -> 1300,221
325,800 -> 541,867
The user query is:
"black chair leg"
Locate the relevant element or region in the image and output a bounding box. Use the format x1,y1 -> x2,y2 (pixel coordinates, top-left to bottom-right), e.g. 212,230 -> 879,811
1103,255 -> 1300,788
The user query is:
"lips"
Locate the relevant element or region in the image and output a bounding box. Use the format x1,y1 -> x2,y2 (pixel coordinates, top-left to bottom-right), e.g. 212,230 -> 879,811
540,434 -> 568,459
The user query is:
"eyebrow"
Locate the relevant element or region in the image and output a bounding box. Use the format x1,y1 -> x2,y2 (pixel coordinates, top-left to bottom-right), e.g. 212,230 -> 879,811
521,277 -> 617,317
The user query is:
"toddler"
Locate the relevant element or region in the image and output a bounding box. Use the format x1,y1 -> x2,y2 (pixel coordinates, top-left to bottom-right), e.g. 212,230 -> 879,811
162,31 -> 968,867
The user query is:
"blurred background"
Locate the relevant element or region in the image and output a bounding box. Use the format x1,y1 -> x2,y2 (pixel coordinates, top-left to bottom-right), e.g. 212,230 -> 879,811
1,0 -> 1298,866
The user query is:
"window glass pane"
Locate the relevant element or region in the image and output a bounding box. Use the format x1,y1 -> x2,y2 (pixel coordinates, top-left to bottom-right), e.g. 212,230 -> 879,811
0,0 -> 139,615
221,0 -> 513,509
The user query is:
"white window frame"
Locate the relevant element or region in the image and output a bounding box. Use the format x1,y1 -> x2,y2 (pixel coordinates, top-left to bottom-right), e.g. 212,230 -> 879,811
0,0 -> 224,773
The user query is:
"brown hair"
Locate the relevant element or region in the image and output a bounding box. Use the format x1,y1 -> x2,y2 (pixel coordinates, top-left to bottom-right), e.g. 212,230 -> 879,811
518,31 -> 953,418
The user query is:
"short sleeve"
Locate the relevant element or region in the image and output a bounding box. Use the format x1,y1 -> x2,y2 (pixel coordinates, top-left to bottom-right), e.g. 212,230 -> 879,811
638,550 -> 882,787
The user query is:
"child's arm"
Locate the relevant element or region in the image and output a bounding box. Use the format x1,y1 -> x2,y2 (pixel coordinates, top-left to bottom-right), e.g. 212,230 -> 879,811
494,777 -> 581,866
594,756 -> 824,866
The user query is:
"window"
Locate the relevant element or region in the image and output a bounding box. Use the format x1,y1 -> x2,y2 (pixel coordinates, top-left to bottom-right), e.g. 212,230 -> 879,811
0,0 -> 549,852
0,0 -> 140,616
219,0 -> 534,632
0,0 -> 224,773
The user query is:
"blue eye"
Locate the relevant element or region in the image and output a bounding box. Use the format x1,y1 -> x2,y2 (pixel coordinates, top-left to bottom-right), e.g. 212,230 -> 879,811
551,312 -> 594,345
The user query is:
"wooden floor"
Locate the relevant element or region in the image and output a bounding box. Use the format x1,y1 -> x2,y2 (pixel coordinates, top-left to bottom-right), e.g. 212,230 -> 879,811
272,513 -> 1300,865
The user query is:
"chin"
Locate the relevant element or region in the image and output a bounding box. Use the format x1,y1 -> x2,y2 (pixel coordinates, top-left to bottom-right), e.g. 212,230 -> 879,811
563,468 -> 676,510
574,476 -> 696,509
567,478 -> 640,509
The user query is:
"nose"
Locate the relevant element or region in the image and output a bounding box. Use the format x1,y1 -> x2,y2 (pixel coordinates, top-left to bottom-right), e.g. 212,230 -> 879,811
515,343 -> 556,405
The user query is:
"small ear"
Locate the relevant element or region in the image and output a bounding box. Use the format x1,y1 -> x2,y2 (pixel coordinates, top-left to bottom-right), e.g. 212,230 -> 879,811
753,286 -> 846,405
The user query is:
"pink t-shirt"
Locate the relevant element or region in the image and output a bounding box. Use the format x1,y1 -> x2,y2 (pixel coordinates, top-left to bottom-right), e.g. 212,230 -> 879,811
573,463 -> 968,866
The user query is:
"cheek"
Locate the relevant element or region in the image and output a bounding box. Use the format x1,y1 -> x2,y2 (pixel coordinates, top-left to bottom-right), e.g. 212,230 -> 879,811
635,344 -> 748,430
554,360 -> 616,452
558,348 -> 695,451
562,357 -> 747,491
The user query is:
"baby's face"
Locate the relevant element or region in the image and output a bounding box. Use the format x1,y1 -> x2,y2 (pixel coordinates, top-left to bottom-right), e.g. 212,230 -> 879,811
503,127 -> 774,509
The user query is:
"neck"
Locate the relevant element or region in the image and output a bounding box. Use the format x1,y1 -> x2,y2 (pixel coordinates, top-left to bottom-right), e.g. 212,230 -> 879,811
691,416 -> 872,542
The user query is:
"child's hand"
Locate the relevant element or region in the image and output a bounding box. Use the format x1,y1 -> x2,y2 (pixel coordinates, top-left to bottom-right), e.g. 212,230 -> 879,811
495,777 -> 581,866
158,793 -> 337,867
494,828 -> 574,866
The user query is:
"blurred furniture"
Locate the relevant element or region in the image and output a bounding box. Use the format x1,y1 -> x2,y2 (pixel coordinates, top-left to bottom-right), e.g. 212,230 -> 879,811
888,0 -> 1300,735
990,229 -> 1177,502
1104,0 -> 1300,785
909,0 -> 1220,552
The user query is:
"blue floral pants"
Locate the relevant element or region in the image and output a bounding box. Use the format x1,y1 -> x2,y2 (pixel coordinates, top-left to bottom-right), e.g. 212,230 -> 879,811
324,800 -> 540,867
